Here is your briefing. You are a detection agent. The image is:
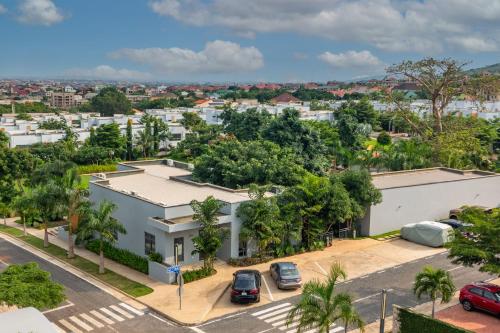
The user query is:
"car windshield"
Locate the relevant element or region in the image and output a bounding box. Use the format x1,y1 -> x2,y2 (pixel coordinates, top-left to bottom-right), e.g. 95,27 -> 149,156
234,274 -> 256,290
495,292 -> 500,300
280,267 -> 299,277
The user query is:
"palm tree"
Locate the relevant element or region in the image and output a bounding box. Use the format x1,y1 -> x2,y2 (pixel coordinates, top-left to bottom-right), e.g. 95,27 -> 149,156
135,130 -> 152,158
413,266 -> 456,318
0,202 -> 9,226
12,189 -> 37,236
190,196 -> 228,270
76,200 -> 126,273
32,182 -> 64,247
62,167 -> 87,259
287,263 -> 364,333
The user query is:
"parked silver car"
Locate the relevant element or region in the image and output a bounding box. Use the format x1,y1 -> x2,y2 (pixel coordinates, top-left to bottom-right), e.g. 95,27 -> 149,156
270,262 -> 302,289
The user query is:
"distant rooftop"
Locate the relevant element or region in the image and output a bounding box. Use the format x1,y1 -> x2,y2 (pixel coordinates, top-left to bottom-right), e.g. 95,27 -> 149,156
94,160 -> 252,206
371,168 -> 498,189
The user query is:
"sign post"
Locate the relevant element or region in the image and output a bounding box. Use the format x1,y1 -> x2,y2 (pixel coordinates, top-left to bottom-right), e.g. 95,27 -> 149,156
379,289 -> 387,333
167,244 -> 182,310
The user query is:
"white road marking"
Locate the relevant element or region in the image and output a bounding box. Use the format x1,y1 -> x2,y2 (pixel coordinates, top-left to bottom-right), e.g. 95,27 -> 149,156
280,320 -> 300,330
0,258 -> 9,266
119,302 -> 144,316
258,306 -> 294,320
359,275 -> 368,279
314,261 -> 328,275
330,326 -> 344,332
354,289 -> 393,303
189,327 -> 206,333
253,303 -> 291,316
69,315 -> 93,331
43,300 -> 75,314
79,313 -> 104,328
261,274 -> 274,301
51,323 -> 66,333
99,307 -> 124,322
59,319 -> 83,333
377,270 -> 386,274
148,313 -> 174,326
110,304 -> 134,319
393,265 -> 402,269
90,310 -> 114,325
447,266 -> 463,272
255,329 -> 275,333
198,312 -> 246,326
266,312 -> 290,323
344,280 -> 352,284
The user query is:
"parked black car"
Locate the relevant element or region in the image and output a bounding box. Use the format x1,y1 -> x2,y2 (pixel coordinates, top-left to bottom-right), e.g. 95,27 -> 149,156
230,270 -> 261,303
270,262 -> 302,289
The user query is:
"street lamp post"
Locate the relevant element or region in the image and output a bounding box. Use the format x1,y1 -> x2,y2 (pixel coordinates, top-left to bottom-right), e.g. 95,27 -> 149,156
379,289 -> 387,333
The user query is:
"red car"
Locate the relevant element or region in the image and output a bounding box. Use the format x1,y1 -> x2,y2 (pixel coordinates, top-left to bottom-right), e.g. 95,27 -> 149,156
459,282 -> 500,316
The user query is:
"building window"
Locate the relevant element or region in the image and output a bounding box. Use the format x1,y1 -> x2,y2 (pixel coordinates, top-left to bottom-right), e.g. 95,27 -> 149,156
174,237 -> 184,263
145,232 -> 155,255
238,240 -> 247,257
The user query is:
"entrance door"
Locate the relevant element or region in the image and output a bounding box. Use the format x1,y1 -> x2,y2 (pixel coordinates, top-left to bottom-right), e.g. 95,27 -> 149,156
174,237 -> 184,263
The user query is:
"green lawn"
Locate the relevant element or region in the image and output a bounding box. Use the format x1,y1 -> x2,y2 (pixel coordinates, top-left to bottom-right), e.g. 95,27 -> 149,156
369,229 -> 401,240
0,224 -> 153,297
80,175 -> 91,189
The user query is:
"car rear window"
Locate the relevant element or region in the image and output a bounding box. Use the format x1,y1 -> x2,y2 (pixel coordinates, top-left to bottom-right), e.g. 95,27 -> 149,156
234,274 -> 256,290
281,268 -> 299,277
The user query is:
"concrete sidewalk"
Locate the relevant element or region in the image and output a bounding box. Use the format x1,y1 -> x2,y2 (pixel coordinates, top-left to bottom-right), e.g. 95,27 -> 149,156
1,218 -> 446,325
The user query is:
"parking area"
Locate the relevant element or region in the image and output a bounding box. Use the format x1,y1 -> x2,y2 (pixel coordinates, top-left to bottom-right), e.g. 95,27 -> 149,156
436,304 -> 499,333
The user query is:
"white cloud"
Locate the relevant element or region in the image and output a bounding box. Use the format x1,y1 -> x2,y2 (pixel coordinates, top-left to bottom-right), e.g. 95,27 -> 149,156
149,0 -> 500,53
0,4 -> 7,14
65,65 -> 152,81
17,0 -> 66,26
109,40 -> 264,74
319,50 -> 382,68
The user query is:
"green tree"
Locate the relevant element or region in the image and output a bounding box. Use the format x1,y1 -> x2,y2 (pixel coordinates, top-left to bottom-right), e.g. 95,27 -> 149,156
190,196 -> 228,270
94,123 -> 125,154
338,294 -> 365,333
446,207 -> 500,275
338,170 -> 382,221
12,189 -> 36,235
62,167 -> 87,259
90,87 -> 131,116
413,266 -> 456,318
220,107 -> 271,141
126,118 -> 134,160
0,130 -> 8,148
76,200 -> 126,273
382,138 -> 433,171
153,118 -> 170,153
238,185 -> 281,257
287,263 -> 363,333
0,262 -> 65,310
33,181 -> 65,247
377,131 -> 392,145
180,112 -> 205,130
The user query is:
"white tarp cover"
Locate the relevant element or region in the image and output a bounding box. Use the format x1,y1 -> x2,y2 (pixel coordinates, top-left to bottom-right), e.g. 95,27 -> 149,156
401,221 -> 454,247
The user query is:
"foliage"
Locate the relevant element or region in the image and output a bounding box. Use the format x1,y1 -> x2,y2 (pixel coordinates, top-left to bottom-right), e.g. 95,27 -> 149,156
39,118 -> 67,130
220,107 -> 272,141
0,101 -> 51,114
168,123 -> 221,161
220,87 -> 285,103
446,207 -> 500,275
227,256 -> 273,267
93,123 -> 125,153
336,113 -> 367,150
0,130 -> 9,148
287,263 -> 364,333
336,97 -> 379,128
193,139 -> 306,188
148,252 -> 163,263
262,108 -> 329,173
72,145 -> 116,165
338,169 -> 382,219
292,88 -> 339,101
126,119 -> 134,160
0,262 -> 65,310
28,142 -> 71,162
397,307 -> 472,333
76,164 -> 117,174
377,131 -> 392,145
86,239 -> 148,274
381,138 -> 433,171
190,196 -> 228,270
32,181 -> 67,246
413,266 -> 456,318
30,160 -> 75,186
238,185 -> 281,256
180,111 -> 205,130
135,97 -> 195,110
15,112 -> 33,120
90,87 -> 131,116
182,267 -> 216,283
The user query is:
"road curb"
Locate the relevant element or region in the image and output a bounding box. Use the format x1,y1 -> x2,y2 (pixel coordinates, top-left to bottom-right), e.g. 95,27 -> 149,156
0,230 -> 199,327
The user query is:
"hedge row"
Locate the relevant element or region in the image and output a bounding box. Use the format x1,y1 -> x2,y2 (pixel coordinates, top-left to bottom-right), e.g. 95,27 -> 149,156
398,308 -> 472,333
77,164 -> 117,175
182,267 -> 216,283
86,240 -> 148,274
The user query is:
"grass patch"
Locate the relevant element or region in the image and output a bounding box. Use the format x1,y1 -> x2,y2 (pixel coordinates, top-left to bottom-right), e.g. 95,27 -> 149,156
0,224 -> 153,297
369,229 -> 400,240
80,175 -> 91,189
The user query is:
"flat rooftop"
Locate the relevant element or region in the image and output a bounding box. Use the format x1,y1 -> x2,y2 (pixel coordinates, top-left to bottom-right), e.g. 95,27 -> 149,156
101,162 -> 252,206
371,168 -> 497,189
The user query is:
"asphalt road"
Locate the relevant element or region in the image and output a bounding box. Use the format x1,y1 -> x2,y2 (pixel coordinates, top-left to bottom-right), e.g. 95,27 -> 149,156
196,250 -> 493,333
0,238 -> 187,333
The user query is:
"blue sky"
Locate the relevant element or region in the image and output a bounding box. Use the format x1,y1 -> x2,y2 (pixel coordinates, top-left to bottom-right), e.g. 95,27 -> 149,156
1,0 -> 499,82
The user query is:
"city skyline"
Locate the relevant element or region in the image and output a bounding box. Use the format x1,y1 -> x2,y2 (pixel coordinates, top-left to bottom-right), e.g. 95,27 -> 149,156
1,0 -> 500,82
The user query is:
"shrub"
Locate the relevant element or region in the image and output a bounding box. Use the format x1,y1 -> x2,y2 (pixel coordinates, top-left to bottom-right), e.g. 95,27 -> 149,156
398,307 -> 472,333
86,240 -> 148,274
148,252 -> 163,263
227,255 -> 273,267
77,164 -> 117,175
182,267 -> 216,283
377,131 -> 392,145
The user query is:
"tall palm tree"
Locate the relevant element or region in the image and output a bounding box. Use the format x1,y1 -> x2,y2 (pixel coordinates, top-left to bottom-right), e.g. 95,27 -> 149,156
0,202 -> 8,226
12,189 -> 35,236
62,167 -> 87,259
413,266 -> 456,318
76,200 -> 126,273
287,263 -> 364,333
337,293 -> 365,333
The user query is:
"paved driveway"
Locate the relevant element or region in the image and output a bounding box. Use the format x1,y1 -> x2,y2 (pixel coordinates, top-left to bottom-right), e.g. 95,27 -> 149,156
436,304 -> 500,333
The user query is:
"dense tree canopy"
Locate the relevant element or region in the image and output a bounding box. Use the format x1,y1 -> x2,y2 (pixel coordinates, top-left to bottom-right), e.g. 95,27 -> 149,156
90,87 -> 131,116
220,107 -> 271,141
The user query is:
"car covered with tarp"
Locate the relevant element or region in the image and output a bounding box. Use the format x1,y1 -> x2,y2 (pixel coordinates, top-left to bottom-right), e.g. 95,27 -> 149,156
401,221 -> 454,247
